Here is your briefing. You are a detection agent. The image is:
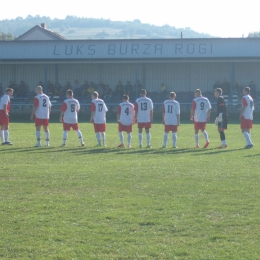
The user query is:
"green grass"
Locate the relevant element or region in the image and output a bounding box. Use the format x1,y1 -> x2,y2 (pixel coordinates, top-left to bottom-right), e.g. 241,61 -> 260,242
1,122 -> 260,259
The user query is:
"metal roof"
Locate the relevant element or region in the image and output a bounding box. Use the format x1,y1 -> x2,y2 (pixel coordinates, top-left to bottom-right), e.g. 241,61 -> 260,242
1,38 -> 260,62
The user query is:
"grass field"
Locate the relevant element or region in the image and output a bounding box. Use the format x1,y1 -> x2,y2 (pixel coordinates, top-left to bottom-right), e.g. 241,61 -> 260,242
1,121 -> 260,259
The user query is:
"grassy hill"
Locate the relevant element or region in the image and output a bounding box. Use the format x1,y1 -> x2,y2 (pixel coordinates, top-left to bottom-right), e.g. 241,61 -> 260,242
0,15 -> 213,40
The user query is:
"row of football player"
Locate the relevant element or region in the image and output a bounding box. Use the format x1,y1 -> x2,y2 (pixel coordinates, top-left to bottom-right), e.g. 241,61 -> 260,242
0,86 -> 254,149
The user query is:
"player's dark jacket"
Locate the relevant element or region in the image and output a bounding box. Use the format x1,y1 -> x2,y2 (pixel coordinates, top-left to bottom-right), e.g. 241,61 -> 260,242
217,96 -> 227,119
217,96 -> 228,129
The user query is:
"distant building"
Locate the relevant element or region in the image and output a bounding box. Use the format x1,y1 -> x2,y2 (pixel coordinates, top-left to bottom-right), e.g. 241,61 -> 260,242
15,23 -> 66,41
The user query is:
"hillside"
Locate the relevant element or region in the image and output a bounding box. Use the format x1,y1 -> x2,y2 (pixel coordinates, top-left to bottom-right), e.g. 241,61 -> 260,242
0,15 -> 213,39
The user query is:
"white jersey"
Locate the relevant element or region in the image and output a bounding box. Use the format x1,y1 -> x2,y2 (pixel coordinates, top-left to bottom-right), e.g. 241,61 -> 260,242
118,101 -> 135,126
135,96 -> 153,123
34,93 -> 51,119
163,99 -> 180,125
242,94 -> 254,120
0,94 -> 10,111
60,98 -> 80,124
91,98 -> 108,124
192,96 -> 211,122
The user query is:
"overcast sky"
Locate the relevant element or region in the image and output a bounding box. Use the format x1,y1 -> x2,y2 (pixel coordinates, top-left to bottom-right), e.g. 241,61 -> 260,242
1,0 -> 259,37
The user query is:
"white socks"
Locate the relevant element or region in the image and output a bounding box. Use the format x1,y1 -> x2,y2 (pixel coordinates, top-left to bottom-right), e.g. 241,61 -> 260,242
63,130 -> 68,144
96,133 -> 101,144
243,131 -> 252,145
76,130 -> 84,143
127,133 -> 132,146
138,133 -> 142,146
4,130 -> 9,142
203,131 -> 209,141
163,132 -> 177,147
119,132 -> 124,144
62,130 -> 84,145
101,132 -> 106,145
163,133 -> 168,147
146,133 -> 151,146
195,134 -> 199,146
172,132 -> 177,147
138,133 -> 151,146
1,130 -> 4,142
95,132 -> 105,145
119,132 -> 132,146
36,131 -> 41,144
45,131 -> 50,145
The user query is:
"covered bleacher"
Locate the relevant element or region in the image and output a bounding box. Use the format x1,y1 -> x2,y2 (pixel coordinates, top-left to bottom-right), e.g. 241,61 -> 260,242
9,89 -> 260,115
1,37 -> 260,114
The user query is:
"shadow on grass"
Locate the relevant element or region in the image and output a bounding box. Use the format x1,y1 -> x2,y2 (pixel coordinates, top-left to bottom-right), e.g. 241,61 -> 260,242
0,146 -> 246,156
244,153 -> 260,157
191,148 -> 244,156
0,146 -> 58,154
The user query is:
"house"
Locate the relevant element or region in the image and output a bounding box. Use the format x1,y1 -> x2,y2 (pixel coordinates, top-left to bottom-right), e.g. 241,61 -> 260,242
15,23 -> 66,41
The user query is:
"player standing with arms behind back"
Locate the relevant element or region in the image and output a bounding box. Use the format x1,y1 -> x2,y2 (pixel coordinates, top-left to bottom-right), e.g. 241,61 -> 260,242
59,89 -> 85,147
134,89 -> 153,148
190,89 -> 211,148
214,88 -> 228,148
0,88 -> 14,145
90,91 -> 108,146
117,94 -> 135,148
30,86 -> 51,147
162,92 -> 180,148
240,86 -> 254,149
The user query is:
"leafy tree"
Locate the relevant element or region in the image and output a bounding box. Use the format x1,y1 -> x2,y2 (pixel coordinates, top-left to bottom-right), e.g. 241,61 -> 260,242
248,32 -> 260,38
0,32 -> 14,41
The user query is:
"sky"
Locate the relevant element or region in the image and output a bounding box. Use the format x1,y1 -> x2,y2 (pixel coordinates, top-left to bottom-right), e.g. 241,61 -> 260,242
1,0 -> 259,38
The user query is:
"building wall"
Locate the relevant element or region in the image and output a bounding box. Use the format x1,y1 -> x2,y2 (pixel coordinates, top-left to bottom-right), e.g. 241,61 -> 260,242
1,62 -> 260,94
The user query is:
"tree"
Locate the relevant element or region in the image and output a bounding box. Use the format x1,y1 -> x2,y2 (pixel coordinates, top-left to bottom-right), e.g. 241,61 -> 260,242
248,32 -> 260,38
0,32 -> 15,41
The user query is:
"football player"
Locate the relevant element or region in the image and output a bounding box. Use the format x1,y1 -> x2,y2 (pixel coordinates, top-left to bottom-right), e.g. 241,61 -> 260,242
59,89 -> 85,146
190,89 -> 211,148
134,89 -> 153,148
214,88 -> 228,148
117,95 -> 135,148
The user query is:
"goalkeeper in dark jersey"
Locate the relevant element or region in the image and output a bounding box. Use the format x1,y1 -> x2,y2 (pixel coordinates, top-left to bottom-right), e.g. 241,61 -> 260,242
214,88 -> 227,148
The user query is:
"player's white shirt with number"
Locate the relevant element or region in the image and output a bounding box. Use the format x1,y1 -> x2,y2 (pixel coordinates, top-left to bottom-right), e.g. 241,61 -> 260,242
91,98 -> 108,124
118,101 -> 135,126
135,97 -> 153,123
0,95 -> 10,110
62,98 -> 80,124
163,99 -> 180,125
242,94 -> 254,120
193,96 -> 211,122
34,94 -> 51,119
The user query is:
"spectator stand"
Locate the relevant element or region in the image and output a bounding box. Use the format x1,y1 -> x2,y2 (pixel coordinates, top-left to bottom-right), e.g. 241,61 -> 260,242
49,96 -> 63,111
9,90 -> 260,114
231,94 -> 240,111
10,96 -> 30,113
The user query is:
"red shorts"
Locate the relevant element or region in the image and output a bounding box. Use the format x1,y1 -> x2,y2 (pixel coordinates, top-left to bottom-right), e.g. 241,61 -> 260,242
35,117 -> 49,127
194,121 -> 206,131
0,110 -> 9,126
241,116 -> 253,129
138,122 -> 152,129
118,122 -> 132,133
63,122 -> 79,131
165,125 -> 178,132
94,123 -> 106,133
